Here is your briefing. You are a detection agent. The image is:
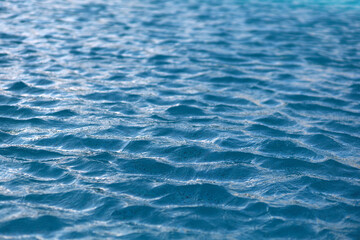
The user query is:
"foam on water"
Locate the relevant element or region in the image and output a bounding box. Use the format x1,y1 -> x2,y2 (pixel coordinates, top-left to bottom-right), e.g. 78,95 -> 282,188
0,0 -> 360,239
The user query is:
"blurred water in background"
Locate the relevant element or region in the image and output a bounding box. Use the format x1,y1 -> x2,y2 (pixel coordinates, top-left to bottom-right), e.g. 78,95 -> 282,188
0,0 -> 360,239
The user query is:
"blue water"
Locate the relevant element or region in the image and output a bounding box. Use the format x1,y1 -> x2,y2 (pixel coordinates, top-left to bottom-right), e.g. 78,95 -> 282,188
0,0 -> 360,239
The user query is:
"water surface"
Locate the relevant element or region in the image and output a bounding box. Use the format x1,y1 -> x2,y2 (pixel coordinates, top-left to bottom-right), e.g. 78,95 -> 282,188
0,0 -> 360,239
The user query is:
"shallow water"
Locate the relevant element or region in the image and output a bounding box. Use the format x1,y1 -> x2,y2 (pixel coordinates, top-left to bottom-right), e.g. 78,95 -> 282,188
0,0 -> 360,239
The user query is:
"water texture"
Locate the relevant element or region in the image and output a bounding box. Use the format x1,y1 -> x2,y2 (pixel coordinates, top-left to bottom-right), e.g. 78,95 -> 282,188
0,0 -> 360,239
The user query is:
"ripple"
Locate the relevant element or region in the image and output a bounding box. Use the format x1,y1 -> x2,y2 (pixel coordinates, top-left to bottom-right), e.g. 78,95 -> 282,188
25,161 -> 66,179
152,183 -> 245,206
0,146 -> 65,160
166,105 -> 205,116
0,0 -> 360,239
259,140 -> 322,159
33,134 -> 123,150
25,190 -> 102,210
6,81 -> 45,94
0,215 -> 67,235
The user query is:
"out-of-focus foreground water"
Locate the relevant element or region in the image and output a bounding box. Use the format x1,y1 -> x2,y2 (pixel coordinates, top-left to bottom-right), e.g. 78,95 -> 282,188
0,0 -> 360,239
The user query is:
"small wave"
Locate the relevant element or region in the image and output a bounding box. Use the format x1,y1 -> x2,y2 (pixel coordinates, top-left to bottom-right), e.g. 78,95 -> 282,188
0,0 -> 359,239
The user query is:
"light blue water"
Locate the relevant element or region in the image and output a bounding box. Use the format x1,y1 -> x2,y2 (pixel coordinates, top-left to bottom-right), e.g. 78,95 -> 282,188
0,0 -> 360,239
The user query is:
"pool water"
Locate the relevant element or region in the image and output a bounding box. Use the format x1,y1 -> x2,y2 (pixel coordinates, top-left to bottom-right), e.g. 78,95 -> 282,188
0,0 -> 359,239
